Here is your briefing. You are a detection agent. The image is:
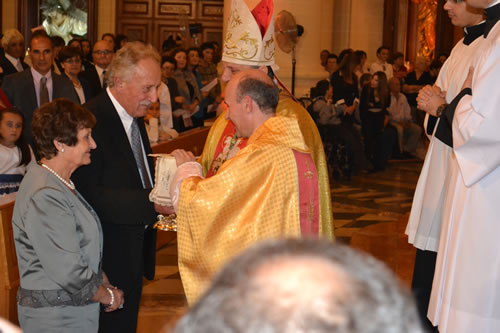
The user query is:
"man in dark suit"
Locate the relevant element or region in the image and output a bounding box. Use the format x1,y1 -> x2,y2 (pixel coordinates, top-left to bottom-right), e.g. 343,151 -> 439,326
73,42 -> 171,333
0,29 -> 29,84
1,30 -> 78,144
80,40 -> 114,99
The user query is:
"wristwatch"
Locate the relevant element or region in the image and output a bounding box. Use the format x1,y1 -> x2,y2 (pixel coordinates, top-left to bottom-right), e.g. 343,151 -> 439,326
436,104 -> 448,117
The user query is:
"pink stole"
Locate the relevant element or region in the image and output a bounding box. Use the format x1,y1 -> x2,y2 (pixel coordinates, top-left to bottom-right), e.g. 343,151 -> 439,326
293,150 -> 320,237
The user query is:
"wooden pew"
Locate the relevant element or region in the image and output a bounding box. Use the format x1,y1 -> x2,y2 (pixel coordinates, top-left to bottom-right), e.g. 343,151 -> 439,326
0,194 -> 19,324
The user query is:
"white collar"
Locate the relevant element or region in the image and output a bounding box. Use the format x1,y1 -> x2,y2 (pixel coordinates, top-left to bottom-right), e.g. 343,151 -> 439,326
31,68 -> 52,81
107,87 -> 134,135
5,53 -> 20,67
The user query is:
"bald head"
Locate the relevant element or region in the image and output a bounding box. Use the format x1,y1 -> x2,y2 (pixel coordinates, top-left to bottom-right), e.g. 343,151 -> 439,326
230,69 -> 279,115
175,239 -> 423,333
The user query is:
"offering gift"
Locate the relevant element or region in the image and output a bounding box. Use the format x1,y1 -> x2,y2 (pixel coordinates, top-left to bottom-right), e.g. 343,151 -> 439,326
149,154 -> 178,231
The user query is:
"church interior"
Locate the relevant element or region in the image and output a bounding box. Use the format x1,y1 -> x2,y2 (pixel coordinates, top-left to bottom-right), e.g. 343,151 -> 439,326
0,0 -> 485,332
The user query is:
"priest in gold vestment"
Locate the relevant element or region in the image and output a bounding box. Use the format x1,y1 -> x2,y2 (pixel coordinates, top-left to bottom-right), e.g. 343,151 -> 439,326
200,0 -> 334,240
170,70 -> 321,304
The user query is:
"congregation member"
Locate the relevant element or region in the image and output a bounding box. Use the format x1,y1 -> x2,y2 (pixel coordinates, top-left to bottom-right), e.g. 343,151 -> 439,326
172,48 -> 203,117
1,31 -> 78,145
0,29 -> 28,83
101,33 -> 116,49
80,40 -> 114,99
72,42 -> 171,333
369,46 -> 393,79
51,36 -> 65,75
199,0 -> 333,240
354,49 -> 368,77
174,239 -> 424,333
114,34 -> 128,52
310,80 -> 369,174
392,52 -> 408,81
0,108 -> 32,195
406,2 -> 485,330
402,56 -> 433,126
359,71 -> 397,171
198,42 -> 221,99
387,77 -> 421,157
170,69 -> 321,304
12,99 -> 124,333
331,52 -> 360,125
81,38 -> 93,63
325,53 -> 339,78
320,49 -> 329,69
412,0 -> 500,332
59,46 -> 93,104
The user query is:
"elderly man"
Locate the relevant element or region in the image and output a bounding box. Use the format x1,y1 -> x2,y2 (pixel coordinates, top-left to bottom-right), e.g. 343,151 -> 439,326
1,30 -> 78,144
73,42 -> 170,333
0,29 -> 29,83
199,0 -> 333,240
174,239 -> 424,333
80,40 -> 114,99
170,69 -> 320,304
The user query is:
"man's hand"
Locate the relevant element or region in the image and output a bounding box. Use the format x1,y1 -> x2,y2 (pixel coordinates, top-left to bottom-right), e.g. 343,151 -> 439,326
155,203 -> 175,215
417,85 -> 446,116
171,149 -> 196,166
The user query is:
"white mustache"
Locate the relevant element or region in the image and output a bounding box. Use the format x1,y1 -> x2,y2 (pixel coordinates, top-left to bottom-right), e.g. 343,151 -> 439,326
140,101 -> 152,108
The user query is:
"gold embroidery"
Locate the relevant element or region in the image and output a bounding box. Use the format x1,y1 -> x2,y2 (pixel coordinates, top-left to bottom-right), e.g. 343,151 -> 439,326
264,38 -> 275,60
224,32 -> 259,60
307,201 -> 314,223
304,159 -> 314,179
229,9 -> 242,28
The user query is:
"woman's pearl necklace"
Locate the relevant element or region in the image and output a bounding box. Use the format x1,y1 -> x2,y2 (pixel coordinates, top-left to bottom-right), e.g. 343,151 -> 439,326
41,163 -> 76,190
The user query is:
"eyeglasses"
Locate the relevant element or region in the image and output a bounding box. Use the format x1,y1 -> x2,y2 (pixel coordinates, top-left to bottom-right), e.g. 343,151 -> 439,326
93,50 -> 113,55
64,58 -> 82,64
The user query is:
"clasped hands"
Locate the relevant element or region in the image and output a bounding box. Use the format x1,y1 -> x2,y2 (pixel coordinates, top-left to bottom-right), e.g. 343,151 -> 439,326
417,67 -> 474,117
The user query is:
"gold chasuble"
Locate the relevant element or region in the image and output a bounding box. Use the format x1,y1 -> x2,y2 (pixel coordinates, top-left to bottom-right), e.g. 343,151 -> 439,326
199,94 -> 334,239
178,116 -> 319,304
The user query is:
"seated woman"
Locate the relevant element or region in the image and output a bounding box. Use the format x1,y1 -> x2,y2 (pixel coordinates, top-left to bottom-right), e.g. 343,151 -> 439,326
311,80 -> 370,175
0,108 -> 32,195
360,71 -> 398,171
12,99 -> 124,333
59,46 -> 93,104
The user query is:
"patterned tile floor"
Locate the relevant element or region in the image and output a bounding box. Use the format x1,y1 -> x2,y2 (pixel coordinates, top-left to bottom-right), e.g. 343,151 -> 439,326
137,160 -> 424,333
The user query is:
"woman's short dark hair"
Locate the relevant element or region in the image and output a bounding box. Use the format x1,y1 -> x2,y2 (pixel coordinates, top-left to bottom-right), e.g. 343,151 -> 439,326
32,98 -> 96,160
310,80 -> 330,99
58,46 -> 82,63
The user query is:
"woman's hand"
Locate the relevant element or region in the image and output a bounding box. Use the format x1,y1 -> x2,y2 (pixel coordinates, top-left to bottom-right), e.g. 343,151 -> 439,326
92,284 -> 125,312
104,287 -> 124,312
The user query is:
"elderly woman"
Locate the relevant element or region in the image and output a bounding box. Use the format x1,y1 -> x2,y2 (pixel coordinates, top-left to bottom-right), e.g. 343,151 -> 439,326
12,99 -> 124,332
59,46 -> 93,104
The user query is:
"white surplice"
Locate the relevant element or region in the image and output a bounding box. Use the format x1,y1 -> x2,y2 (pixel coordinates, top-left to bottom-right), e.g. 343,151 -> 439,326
428,17 -> 500,333
406,30 -> 485,252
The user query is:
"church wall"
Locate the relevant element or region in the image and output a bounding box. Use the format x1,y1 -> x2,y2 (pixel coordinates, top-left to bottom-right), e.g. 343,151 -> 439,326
98,0 -> 117,38
349,0 -> 385,69
2,1 -> 18,31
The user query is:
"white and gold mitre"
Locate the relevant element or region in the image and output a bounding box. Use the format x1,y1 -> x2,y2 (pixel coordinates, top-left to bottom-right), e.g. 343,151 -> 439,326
222,0 -> 275,66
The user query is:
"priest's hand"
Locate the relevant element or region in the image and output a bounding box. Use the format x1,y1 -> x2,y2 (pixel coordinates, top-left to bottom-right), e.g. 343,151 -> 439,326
171,149 -> 196,167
